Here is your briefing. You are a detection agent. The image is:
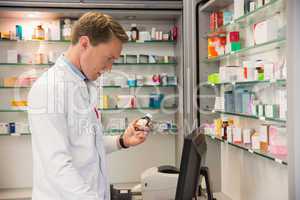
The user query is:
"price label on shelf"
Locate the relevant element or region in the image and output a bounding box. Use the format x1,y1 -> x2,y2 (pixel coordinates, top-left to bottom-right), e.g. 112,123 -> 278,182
211,135 -> 216,140
270,79 -> 276,83
232,82 -> 236,86
248,149 -> 254,154
259,116 -> 266,121
275,158 -> 283,164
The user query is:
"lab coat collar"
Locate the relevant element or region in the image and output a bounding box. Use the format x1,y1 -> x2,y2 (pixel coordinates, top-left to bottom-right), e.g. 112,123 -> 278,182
60,54 -> 87,81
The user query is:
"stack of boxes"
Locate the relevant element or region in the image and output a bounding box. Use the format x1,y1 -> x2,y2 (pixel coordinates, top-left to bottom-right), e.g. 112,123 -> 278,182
223,89 -> 255,115
0,122 -> 29,135
228,31 -> 241,52
209,11 -> 233,32
203,119 -> 287,156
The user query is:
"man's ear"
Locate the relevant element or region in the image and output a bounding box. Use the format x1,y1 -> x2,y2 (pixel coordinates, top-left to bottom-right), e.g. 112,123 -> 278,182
79,36 -> 90,51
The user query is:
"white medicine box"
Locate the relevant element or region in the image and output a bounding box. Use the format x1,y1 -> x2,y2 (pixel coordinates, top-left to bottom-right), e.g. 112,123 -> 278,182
234,0 -> 244,19
251,133 -> 260,150
233,127 -> 242,144
259,125 -> 269,143
227,127 -> 233,143
7,50 -> 18,63
253,19 -> 278,45
0,123 -> 9,134
243,129 -> 252,144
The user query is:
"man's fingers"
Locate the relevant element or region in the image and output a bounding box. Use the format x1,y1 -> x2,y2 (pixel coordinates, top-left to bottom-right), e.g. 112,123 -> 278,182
137,134 -> 146,141
135,131 -> 148,136
139,137 -> 146,143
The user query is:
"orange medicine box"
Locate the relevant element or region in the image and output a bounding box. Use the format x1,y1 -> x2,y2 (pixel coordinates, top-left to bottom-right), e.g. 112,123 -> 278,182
11,100 -> 28,107
260,125 -> 270,152
4,77 -> 18,87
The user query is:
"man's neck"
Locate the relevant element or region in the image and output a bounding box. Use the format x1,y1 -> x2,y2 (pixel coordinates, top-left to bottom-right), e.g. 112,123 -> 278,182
64,46 -> 81,71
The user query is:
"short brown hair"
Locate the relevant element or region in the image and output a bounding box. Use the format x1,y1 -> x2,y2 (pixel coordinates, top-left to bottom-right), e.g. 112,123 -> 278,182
71,12 -> 128,45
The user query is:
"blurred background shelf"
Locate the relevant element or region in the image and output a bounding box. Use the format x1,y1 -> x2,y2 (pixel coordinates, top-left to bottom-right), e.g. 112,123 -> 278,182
98,106 -> 178,111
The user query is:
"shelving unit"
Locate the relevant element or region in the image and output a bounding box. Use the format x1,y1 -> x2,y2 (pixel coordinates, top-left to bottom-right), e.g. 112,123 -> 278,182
204,79 -> 286,87
205,0 -> 283,34
102,84 -> 177,89
0,133 -> 31,136
0,6 -> 184,193
103,128 -> 178,135
205,134 -> 287,165
200,0 -> 233,12
0,109 -> 27,113
202,37 -> 286,63
213,110 -> 286,123
197,0 -> 288,199
0,86 -> 30,89
0,39 -> 176,45
113,62 -> 177,66
98,106 -> 177,111
0,85 -> 177,90
0,63 -> 52,67
0,62 -> 176,68
0,128 -> 178,137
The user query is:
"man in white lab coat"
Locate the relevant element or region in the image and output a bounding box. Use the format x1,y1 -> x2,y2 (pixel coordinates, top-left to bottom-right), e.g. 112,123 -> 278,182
28,12 -> 148,200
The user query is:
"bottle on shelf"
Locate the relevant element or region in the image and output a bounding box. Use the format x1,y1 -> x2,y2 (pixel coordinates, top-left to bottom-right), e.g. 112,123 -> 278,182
222,117 -> 229,140
34,25 -> 45,40
63,19 -> 72,41
15,25 -> 23,40
130,24 -> 139,41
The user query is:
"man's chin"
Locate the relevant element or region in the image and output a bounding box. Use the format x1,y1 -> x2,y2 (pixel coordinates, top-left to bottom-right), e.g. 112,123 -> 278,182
90,73 -> 102,81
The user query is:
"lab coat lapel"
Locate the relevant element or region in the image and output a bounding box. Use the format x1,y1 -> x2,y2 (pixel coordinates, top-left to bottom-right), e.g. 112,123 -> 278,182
86,81 -> 110,200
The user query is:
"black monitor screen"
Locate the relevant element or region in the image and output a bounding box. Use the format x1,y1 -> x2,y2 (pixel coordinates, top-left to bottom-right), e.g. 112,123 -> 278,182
175,128 -> 207,200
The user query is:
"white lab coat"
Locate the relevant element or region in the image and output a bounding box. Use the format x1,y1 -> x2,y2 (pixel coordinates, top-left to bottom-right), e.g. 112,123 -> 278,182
28,56 -> 120,200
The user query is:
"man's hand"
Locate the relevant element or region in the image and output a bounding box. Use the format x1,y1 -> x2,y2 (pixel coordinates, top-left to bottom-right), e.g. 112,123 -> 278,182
122,119 -> 150,147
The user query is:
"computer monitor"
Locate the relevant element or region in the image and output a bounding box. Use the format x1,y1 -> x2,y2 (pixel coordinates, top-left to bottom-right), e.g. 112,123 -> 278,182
175,128 -> 207,200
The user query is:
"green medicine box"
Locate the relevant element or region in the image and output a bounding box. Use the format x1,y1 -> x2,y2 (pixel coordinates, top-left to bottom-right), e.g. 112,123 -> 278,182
231,42 -> 241,52
208,73 -> 220,84
265,104 -> 280,118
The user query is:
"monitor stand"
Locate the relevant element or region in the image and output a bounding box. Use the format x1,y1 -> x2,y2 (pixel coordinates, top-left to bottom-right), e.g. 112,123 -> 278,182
198,166 -> 217,200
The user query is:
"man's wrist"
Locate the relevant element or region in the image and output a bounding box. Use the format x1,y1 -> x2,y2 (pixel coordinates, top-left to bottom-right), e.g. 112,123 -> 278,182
119,134 -> 129,149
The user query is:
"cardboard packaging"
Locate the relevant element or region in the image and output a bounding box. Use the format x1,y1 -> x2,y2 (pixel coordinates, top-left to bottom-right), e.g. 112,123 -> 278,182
260,125 -> 270,152
233,127 -> 242,144
253,19 -> 278,45
251,132 -> 260,150
234,0 -> 245,19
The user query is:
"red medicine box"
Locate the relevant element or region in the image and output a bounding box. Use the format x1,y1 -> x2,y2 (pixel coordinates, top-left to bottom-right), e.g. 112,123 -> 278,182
216,12 -> 224,28
210,12 -> 216,32
229,31 -> 240,42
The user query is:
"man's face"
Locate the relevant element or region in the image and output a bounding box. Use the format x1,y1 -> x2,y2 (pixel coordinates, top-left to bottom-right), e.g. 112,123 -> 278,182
79,36 -> 123,81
